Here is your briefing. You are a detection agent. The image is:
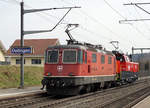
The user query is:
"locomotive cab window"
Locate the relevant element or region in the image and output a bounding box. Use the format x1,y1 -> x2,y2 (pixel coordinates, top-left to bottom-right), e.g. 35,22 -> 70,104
47,50 -> 59,63
63,49 -> 77,63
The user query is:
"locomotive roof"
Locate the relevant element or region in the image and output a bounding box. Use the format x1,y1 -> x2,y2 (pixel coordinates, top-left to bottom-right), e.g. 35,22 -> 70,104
48,45 -> 86,50
47,45 -> 113,55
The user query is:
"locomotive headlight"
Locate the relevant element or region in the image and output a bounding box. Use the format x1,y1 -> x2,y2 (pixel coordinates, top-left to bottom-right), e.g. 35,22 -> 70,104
46,72 -> 52,76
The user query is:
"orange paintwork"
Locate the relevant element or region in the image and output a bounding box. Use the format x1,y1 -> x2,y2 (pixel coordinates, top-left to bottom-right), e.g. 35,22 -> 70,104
116,61 -> 121,74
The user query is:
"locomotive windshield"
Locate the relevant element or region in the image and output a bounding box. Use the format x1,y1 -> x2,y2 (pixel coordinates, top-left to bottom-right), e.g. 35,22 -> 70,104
47,50 -> 58,63
63,50 -> 77,63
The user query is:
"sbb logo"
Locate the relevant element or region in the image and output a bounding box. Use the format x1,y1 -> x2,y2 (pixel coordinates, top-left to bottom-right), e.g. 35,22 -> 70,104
57,65 -> 63,72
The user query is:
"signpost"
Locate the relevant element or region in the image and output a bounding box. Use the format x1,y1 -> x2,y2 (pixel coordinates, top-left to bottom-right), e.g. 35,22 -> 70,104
11,46 -> 32,54
11,46 -> 32,89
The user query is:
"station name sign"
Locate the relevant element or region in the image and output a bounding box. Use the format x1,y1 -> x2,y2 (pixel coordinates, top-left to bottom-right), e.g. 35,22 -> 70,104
11,46 -> 32,54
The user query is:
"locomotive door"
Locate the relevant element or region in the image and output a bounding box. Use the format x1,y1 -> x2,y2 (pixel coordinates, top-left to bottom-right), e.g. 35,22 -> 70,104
88,65 -> 91,73
85,51 -> 91,73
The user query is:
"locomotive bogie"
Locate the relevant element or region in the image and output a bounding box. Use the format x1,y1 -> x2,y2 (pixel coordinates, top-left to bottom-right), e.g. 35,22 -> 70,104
42,75 -> 116,87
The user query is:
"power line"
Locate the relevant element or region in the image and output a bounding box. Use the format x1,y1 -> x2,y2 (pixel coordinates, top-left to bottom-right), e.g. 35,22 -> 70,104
79,9 -> 135,45
59,0 -> 75,6
133,3 -> 150,34
25,1 -> 144,48
55,1 -> 117,42
79,25 -> 112,41
53,1 -> 119,41
60,0 -> 136,48
121,1 -> 150,40
1,0 -> 69,25
104,0 -> 150,44
103,0 -> 126,19
4,0 -> 149,51
23,2 -> 71,26
80,10 -> 118,36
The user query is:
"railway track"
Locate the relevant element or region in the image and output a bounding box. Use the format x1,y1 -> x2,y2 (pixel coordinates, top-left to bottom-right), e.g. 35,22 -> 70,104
0,91 -> 51,108
94,84 -> 150,108
0,78 -> 150,108
47,79 -> 150,108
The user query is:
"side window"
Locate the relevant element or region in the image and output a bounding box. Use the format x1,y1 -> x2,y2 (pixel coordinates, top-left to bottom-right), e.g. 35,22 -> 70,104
108,56 -> 112,64
32,59 -> 41,64
92,53 -> 97,63
16,59 -> 25,64
77,50 -> 83,64
101,55 -> 105,64
85,52 -> 87,64
16,59 -> 20,64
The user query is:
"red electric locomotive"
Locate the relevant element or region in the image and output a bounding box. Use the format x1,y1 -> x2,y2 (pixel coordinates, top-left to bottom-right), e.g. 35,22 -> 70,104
41,24 -> 139,95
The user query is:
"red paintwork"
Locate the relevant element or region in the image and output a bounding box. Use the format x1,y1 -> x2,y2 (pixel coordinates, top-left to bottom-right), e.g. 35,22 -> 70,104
44,47 -> 139,80
120,55 -> 139,72
44,49 -> 116,77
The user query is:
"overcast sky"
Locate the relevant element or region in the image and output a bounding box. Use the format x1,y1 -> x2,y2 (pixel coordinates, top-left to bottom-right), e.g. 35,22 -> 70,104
0,0 -> 150,53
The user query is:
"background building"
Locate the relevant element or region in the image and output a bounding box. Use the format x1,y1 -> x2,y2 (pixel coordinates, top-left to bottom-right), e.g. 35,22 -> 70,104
132,53 -> 150,77
6,38 -> 59,66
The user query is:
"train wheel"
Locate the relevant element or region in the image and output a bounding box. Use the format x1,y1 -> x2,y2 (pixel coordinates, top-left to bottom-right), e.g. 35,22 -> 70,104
107,82 -> 112,88
111,81 -> 117,87
86,85 -> 91,93
93,83 -> 100,91
100,82 -> 105,89
104,82 -> 111,89
78,85 -> 85,94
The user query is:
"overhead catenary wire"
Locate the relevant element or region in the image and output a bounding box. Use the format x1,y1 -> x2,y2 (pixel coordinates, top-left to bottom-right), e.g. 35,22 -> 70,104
133,0 -> 150,35
79,9 -> 135,45
54,0 -> 138,52
122,0 -> 150,40
3,0 -> 150,52
103,0 -> 126,19
103,0 -> 150,44
15,0 -> 136,48
53,0 -> 120,42
0,0 -> 61,25
8,0 -> 136,46
24,3 -> 69,24
22,0 -> 150,50
58,0 -> 136,44
79,25 -> 112,41
71,10 -> 134,51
